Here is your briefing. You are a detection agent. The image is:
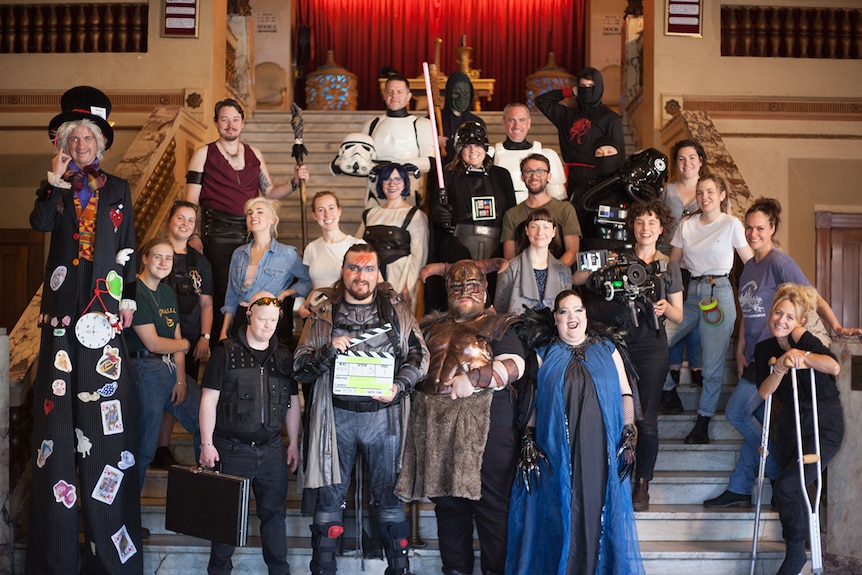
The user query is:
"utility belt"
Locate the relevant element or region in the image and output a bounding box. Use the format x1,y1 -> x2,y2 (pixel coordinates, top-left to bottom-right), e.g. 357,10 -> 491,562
332,395 -> 400,413
202,206 -> 247,244
453,223 -> 501,261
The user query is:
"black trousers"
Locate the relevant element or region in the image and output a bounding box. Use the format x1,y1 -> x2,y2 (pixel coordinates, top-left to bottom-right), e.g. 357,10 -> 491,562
773,400 -> 844,552
631,330 -> 669,481
431,393 -> 518,575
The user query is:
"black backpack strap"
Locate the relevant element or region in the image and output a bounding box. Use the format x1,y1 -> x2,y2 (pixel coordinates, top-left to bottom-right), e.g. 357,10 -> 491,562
401,206 -> 418,230
362,208 -> 370,226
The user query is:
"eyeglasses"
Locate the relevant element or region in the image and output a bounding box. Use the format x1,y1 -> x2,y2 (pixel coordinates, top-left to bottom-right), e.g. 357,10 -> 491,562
384,177 -> 404,184
251,297 -> 282,308
522,168 -> 549,177
346,264 -> 377,274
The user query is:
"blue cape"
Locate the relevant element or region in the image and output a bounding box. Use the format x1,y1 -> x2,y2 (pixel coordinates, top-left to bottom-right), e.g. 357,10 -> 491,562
506,338 -> 645,575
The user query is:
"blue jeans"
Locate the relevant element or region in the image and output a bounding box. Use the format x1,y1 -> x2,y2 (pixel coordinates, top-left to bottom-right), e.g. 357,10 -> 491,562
725,377 -> 781,494
666,276 -> 736,417
132,356 -> 202,487
209,435 -> 291,575
667,326 -> 702,368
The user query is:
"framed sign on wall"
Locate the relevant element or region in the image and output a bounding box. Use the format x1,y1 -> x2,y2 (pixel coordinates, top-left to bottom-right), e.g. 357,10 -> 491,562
665,0 -> 702,37
163,0 -> 198,38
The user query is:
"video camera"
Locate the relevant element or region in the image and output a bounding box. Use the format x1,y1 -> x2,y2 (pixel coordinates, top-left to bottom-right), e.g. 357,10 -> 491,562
577,250 -> 668,330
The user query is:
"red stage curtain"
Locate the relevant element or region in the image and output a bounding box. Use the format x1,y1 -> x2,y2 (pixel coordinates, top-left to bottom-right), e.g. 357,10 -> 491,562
300,0 -> 585,111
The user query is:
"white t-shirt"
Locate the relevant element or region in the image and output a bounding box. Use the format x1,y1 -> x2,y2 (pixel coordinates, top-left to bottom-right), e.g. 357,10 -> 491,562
670,213 -> 747,276
302,234 -> 364,290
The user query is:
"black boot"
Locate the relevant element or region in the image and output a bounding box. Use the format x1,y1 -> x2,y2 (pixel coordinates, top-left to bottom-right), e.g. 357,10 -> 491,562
659,389 -> 684,415
685,415 -> 710,444
690,369 -> 704,387
669,369 -> 680,385
632,478 -> 650,511
310,522 -> 343,575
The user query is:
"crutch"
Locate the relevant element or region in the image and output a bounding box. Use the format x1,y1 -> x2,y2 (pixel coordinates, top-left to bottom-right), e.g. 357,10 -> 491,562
749,358 -> 776,575
789,362 -> 823,574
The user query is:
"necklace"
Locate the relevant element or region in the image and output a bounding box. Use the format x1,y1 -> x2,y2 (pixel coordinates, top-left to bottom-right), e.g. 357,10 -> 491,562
218,141 -> 242,160
142,280 -> 163,311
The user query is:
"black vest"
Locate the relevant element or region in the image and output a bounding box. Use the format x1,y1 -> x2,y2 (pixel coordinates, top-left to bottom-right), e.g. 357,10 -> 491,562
216,339 -> 293,435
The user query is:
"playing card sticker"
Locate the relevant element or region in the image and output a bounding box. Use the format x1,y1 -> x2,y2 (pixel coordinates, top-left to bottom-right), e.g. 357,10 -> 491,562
100,399 -> 124,435
111,524 -> 137,564
92,464 -> 123,505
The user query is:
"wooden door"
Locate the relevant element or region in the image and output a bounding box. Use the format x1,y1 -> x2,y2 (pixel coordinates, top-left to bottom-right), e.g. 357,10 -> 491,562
816,213 -> 862,329
0,230 -> 44,330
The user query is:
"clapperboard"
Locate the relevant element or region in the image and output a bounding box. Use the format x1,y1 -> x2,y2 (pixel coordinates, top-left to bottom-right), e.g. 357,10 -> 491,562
333,324 -> 396,396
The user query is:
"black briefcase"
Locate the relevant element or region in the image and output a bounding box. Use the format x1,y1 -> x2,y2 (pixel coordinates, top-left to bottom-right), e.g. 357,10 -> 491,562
165,465 -> 250,546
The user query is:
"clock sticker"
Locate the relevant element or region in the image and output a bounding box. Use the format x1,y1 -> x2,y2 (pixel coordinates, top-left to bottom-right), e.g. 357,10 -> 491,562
75,312 -> 115,349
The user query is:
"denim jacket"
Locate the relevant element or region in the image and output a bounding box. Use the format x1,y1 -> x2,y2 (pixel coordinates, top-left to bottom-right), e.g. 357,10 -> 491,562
221,239 -> 311,315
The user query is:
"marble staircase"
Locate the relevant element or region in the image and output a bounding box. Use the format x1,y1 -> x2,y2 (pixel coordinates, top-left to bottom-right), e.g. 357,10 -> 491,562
123,372 -> 802,575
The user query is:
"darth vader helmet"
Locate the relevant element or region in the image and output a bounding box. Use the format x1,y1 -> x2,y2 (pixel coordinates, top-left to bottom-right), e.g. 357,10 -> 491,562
453,121 -> 488,155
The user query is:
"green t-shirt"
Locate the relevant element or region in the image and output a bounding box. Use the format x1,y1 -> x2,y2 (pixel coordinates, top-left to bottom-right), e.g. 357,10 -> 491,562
125,279 -> 180,354
500,197 -> 582,244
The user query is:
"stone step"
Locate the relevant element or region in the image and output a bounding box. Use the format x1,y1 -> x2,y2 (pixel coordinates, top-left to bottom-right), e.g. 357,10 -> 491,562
647,470 -> 773,507
654,440 -> 742,472
134,536 -> 794,575
13,530 -> 800,575
635,504 -> 780,542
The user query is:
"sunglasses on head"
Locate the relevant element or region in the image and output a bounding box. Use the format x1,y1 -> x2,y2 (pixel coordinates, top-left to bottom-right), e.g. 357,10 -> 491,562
251,297 -> 282,308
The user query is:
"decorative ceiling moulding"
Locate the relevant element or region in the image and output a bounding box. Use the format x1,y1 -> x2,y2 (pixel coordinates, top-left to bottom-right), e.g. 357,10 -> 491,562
0,91 -> 186,113
681,96 -> 862,121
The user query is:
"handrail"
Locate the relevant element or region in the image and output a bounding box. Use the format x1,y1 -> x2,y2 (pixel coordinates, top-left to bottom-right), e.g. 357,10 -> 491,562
7,106 -> 206,408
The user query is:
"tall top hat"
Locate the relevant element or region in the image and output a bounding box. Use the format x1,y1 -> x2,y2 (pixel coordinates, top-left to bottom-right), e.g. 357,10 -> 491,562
48,86 -> 114,149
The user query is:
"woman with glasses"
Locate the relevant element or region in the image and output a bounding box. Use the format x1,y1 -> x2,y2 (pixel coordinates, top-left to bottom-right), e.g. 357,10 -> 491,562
494,209 -> 571,314
220,197 -> 311,340
507,289 -> 644,575
357,162 -> 428,312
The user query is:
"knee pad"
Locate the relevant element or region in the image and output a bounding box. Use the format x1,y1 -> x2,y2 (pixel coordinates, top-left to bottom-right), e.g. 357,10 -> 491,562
311,522 -> 344,546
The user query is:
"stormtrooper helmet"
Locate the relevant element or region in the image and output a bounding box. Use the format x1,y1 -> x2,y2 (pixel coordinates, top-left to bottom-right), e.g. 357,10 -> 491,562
330,133 -> 377,177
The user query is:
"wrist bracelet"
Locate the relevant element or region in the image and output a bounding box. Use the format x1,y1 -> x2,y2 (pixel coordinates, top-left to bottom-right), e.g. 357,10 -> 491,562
202,442 -> 213,447
175,381 -> 186,386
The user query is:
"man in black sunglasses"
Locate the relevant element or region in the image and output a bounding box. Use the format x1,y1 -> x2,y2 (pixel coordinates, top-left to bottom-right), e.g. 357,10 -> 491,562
295,243 -> 429,575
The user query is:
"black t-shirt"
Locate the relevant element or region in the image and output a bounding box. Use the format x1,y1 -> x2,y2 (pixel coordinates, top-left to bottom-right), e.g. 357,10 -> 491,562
755,330 -> 840,407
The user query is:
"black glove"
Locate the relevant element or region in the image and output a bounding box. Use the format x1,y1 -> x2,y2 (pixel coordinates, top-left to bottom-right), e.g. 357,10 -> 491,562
433,203 -> 454,229
616,423 -> 637,482
295,345 -> 337,384
516,428 -> 549,495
